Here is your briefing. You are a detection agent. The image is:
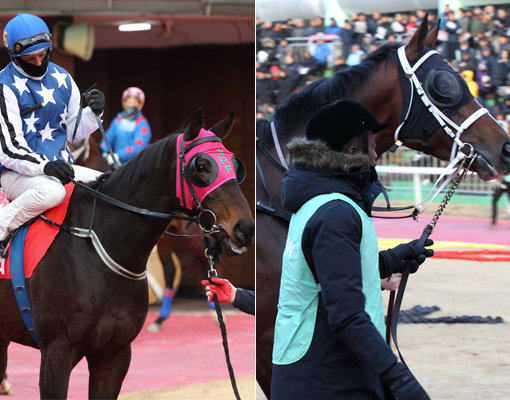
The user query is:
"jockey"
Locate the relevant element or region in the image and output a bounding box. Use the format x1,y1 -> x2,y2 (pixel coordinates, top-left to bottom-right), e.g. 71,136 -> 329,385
0,13 -> 104,246
100,86 -> 151,166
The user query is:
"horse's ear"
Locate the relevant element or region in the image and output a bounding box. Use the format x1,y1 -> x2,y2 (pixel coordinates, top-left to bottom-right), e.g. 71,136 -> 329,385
406,13 -> 429,60
423,18 -> 440,49
209,111 -> 235,140
183,108 -> 204,141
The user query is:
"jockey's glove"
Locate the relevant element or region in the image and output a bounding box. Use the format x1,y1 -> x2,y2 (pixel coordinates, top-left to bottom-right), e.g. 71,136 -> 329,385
379,238 -> 434,278
43,160 -> 75,184
380,362 -> 430,400
82,89 -> 105,115
200,277 -> 236,304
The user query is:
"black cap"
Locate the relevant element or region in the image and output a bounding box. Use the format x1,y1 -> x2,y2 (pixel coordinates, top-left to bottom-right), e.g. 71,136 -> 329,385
305,100 -> 389,152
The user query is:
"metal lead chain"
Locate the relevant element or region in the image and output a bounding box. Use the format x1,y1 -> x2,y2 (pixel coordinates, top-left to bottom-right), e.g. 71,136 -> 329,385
205,249 -> 218,278
429,158 -> 471,231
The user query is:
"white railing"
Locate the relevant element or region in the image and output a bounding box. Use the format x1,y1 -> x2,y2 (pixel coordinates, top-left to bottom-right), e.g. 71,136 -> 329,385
375,165 -> 480,204
376,149 -> 495,204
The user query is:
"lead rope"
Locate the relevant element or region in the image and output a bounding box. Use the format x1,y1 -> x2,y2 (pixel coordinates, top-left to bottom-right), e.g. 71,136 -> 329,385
206,248 -> 241,400
388,155 -> 475,366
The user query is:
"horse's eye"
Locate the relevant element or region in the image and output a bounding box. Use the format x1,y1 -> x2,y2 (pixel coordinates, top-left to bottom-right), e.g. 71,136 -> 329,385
196,162 -> 208,172
187,153 -> 218,187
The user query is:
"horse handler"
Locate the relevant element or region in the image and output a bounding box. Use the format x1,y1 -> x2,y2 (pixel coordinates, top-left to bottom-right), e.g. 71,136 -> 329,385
271,100 -> 434,399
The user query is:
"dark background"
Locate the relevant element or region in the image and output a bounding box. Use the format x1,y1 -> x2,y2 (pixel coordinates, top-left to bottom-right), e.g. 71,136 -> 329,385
0,16 -> 255,291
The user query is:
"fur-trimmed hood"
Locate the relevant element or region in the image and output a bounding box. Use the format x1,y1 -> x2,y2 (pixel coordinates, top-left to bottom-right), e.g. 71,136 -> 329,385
286,137 -> 371,172
281,138 -> 383,215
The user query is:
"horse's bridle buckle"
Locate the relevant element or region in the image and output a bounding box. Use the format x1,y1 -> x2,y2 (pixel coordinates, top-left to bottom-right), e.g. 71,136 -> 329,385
460,142 -> 476,159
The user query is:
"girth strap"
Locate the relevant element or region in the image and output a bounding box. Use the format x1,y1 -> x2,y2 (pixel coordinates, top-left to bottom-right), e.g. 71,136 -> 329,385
71,227 -> 147,280
9,226 -> 38,345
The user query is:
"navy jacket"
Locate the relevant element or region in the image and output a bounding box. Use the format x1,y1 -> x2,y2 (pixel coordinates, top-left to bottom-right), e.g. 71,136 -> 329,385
271,166 -> 397,399
233,288 -> 254,315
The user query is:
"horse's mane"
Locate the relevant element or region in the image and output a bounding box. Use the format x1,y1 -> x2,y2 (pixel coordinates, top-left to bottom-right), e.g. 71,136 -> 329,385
260,43 -> 400,147
101,133 -> 178,186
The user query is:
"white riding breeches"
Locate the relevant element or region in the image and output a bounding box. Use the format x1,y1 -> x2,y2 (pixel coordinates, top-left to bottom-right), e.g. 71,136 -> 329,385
0,165 -> 102,241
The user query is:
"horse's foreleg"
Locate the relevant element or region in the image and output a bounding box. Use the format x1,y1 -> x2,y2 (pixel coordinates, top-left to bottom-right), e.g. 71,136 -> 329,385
0,339 -> 12,396
87,345 -> 131,400
39,341 -> 74,400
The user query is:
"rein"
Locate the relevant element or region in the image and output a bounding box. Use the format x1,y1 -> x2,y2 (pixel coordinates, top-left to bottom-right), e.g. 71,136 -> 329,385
39,157 -> 221,280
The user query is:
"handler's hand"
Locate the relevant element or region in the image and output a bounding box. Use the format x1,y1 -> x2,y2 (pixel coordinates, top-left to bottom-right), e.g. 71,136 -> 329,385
386,239 -> 434,275
381,362 -> 430,400
381,274 -> 402,291
200,277 -> 236,303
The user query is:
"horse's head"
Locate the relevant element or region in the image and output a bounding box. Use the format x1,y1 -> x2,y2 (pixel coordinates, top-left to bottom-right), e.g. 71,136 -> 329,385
393,14 -> 510,180
178,108 -> 254,256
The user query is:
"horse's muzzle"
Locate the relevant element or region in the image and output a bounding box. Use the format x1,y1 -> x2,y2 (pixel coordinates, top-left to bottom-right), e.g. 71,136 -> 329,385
233,219 -> 254,248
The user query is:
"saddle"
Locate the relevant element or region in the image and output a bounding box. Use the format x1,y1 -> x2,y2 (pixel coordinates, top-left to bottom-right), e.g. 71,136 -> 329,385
0,184 -> 74,345
0,183 -> 75,279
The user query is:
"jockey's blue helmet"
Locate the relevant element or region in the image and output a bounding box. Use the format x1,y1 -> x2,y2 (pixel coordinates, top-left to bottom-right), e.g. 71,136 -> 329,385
3,14 -> 52,57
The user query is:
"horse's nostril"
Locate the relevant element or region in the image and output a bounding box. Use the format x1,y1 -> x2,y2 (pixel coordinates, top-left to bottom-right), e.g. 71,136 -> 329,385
233,220 -> 254,246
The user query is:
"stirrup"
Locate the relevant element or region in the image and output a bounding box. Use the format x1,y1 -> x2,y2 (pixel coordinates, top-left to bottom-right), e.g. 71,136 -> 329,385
0,229 -> 17,259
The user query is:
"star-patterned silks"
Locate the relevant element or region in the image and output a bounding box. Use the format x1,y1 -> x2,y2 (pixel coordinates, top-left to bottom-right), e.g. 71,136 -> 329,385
36,83 -> 56,106
39,122 -> 56,142
0,62 -> 76,169
59,105 -> 68,127
24,111 -> 39,133
12,75 -> 29,96
50,67 -> 68,89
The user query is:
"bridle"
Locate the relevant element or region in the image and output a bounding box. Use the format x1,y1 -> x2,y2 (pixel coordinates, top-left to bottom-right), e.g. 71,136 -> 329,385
387,45 -> 491,213
41,133 -> 246,280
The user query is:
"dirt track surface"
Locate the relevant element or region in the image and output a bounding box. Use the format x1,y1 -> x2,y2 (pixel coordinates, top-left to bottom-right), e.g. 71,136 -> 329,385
385,257 -> 510,400
119,376 -> 255,400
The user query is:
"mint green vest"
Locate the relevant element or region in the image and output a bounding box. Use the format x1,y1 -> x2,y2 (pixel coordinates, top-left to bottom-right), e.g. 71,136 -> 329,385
273,193 -> 385,365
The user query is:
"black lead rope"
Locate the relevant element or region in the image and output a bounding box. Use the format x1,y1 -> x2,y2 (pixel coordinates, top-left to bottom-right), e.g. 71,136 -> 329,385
205,240 -> 241,400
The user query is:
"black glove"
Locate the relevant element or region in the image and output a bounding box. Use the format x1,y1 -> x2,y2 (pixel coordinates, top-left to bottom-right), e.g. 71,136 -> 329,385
82,88 -> 105,115
43,160 -> 75,184
379,239 -> 434,278
381,362 -> 430,400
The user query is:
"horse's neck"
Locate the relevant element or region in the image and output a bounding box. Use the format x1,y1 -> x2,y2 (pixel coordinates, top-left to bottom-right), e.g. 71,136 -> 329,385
70,158 -> 178,274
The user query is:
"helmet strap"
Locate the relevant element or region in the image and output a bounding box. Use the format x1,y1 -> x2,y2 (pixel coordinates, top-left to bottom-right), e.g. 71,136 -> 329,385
14,49 -> 50,77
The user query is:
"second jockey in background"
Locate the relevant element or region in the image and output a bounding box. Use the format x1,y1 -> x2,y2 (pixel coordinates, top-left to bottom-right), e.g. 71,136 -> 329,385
0,13 -> 104,243
100,86 -> 151,166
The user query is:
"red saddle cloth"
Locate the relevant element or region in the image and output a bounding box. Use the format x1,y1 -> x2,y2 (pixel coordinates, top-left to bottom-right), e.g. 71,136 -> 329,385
0,183 -> 75,279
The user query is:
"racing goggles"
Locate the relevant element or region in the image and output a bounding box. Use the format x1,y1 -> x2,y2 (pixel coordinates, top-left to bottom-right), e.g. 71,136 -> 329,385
8,32 -> 52,56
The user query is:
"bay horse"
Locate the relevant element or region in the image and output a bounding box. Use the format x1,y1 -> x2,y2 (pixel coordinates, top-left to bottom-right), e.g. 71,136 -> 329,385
256,17 -> 510,397
70,115 -> 223,331
0,108 -> 254,399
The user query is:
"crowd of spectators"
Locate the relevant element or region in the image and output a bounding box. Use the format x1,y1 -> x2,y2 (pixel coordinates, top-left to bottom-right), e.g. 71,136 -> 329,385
256,4 -> 510,131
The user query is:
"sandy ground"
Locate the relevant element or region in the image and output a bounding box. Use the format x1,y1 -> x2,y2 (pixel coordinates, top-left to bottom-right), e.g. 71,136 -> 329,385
383,257 -> 510,400
119,376 -> 255,400
256,257 -> 510,400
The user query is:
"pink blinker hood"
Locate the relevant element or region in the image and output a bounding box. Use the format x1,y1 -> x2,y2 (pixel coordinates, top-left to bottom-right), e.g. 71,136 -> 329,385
176,128 -> 237,209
